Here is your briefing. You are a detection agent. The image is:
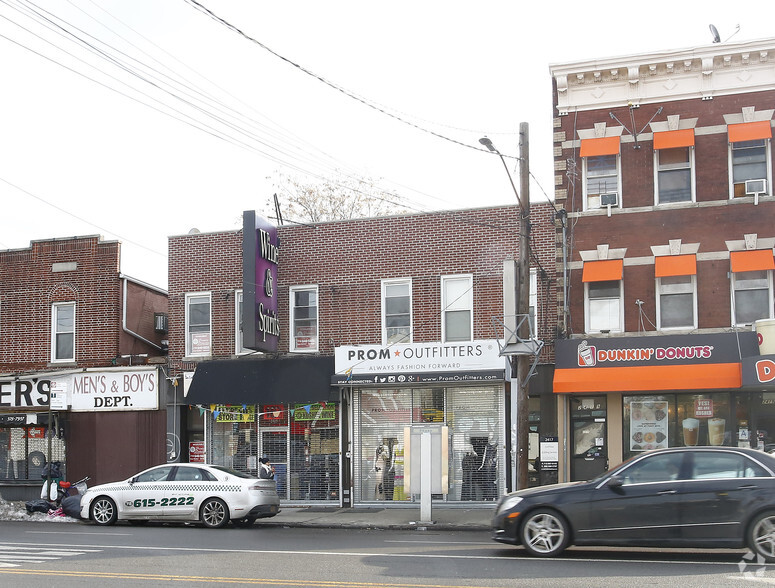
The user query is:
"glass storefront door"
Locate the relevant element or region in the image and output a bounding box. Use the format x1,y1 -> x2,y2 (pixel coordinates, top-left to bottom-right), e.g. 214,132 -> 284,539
570,395 -> 607,482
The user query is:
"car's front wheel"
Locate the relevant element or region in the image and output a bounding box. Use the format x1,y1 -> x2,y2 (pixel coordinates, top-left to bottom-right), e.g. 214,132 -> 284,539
90,497 -> 118,526
201,498 -> 229,529
749,511 -> 775,562
519,509 -> 570,557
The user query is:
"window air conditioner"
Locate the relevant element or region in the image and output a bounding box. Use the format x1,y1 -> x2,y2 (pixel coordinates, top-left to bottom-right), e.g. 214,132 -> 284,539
599,192 -> 618,207
745,179 -> 767,195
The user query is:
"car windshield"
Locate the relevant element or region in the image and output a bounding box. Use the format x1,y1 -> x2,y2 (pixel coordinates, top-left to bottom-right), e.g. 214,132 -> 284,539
210,465 -> 256,479
588,454 -> 641,483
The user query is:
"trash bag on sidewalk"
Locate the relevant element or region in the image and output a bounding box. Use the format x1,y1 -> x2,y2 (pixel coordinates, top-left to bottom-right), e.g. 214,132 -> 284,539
25,499 -> 51,514
61,495 -> 82,519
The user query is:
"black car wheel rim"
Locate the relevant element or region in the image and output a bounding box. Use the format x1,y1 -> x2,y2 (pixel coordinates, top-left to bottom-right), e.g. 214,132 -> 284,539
203,500 -> 226,527
524,513 -> 565,554
753,516 -> 775,557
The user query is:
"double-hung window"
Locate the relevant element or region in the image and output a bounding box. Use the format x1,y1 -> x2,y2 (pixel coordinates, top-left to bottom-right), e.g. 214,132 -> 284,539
185,293 -> 211,357
51,302 -> 75,362
655,255 -> 697,330
580,137 -> 621,211
290,286 -> 318,352
730,250 -> 775,326
728,121 -> 772,199
582,260 -> 624,333
654,130 -> 695,204
441,275 -> 472,342
235,290 -> 249,354
382,279 -> 411,344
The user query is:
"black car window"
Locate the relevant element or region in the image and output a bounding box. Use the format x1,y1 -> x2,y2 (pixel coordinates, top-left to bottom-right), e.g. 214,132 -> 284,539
621,452 -> 683,485
173,467 -> 205,481
690,452 -> 769,479
135,466 -> 173,483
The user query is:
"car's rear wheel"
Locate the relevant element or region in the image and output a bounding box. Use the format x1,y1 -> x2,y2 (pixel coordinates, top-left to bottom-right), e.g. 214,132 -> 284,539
90,497 -> 118,526
749,511 -> 775,562
232,517 -> 256,528
519,509 -> 570,557
201,498 -> 229,529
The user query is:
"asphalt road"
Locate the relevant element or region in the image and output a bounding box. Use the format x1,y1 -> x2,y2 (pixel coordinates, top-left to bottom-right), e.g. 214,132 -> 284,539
0,520 -> 771,587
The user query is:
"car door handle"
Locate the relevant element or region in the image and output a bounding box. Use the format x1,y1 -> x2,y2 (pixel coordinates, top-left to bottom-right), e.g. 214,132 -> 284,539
738,484 -> 758,490
657,489 -> 677,495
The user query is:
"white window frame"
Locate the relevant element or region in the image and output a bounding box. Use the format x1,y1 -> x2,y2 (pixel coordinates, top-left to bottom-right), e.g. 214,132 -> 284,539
529,268 -> 538,337
654,146 -> 695,205
728,138 -> 772,199
235,290 -> 250,355
51,301 -> 75,363
584,280 -> 624,334
441,274 -> 473,343
656,275 -> 697,330
290,285 -> 318,353
381,278 -> 412,345
185,292 -> 212,357
582,154 -> 621,211
731,270 -> 774,326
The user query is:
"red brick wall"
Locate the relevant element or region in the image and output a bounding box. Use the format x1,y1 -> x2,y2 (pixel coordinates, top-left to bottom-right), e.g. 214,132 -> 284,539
167,204 -> 558,374
0,236 -> 167,372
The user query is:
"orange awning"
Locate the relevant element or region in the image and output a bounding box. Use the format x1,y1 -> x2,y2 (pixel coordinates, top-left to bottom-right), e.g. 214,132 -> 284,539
655,254 -> 697,277
653,129 -> 695,150
582,259 -> 624,283
728,121 -> 772,143
730,250 -> 775,273
579,136 -> 620,157
553,363 -> 741,393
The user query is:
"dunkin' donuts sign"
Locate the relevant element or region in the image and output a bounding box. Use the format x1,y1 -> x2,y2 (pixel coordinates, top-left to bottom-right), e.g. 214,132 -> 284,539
576,339 -> 713,367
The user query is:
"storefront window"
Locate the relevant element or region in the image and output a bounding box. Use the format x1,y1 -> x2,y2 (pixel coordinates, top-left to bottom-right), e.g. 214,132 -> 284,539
0,422 -> 66,481
205,403 -> 339,502
623,393 -> 735,460
354,385 -> 504,503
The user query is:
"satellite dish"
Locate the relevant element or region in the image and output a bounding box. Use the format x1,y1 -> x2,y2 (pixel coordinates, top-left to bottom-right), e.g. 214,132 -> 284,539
188,228 -> 200,234
709,24 -> 721,43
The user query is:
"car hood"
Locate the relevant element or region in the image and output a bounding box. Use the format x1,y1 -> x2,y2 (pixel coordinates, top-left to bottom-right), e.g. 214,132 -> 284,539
503,480 -> 591,500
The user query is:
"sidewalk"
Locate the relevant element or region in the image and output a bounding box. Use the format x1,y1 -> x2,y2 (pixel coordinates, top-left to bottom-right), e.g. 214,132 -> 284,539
262,505 -> 493,531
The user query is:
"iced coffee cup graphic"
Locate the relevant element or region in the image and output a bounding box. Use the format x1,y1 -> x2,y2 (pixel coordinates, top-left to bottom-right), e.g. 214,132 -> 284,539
683,418 -> 699,446
708,418 -> 726,446
578,340 -> 595,366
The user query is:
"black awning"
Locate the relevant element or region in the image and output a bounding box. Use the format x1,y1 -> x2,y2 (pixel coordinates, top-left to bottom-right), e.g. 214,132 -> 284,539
184,355 -> 335,405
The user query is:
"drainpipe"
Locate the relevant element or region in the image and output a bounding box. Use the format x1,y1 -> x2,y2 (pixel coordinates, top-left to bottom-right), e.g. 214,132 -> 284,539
122,277 -> 163,351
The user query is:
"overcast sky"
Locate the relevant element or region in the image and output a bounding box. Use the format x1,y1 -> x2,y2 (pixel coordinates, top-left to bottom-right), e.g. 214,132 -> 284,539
0,1 -> 771,289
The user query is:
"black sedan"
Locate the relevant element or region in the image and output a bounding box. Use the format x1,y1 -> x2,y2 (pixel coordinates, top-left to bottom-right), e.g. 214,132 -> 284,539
492,446 -> 775,561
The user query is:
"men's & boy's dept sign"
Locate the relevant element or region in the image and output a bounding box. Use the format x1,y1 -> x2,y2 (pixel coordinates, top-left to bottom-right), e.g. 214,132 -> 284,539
332,340 -> 506,385
0,370 -> 158,411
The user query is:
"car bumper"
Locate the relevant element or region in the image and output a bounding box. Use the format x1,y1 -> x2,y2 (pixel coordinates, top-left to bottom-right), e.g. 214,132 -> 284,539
248,503 -> 280,518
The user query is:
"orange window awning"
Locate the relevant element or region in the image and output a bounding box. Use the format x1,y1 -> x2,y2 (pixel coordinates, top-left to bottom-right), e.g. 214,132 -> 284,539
728,121 -> 772,143
730,249 -> 775,273
582,259 -> 624,282
579,136 -> 621,157
653,129 -> 695,150
655,254 -> 697,277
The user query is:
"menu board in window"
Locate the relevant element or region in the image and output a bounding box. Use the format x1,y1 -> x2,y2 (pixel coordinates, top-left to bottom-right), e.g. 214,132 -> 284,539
630,400 -> 668,451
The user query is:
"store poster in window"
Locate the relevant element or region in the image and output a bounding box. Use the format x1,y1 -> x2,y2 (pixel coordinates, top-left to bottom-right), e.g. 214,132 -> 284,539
630,401 -> 668,451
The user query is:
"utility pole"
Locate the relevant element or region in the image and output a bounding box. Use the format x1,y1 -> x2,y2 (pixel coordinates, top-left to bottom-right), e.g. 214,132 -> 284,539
516,122 -> 531,490
480,123 -> 532,490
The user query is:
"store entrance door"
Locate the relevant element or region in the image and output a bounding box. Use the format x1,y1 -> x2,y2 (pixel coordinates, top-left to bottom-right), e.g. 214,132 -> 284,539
261,430 -> 288,499
570,396 -> 607,482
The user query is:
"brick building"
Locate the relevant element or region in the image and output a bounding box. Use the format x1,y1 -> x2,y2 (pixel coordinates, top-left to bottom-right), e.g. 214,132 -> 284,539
0,235 -> 169,499
170,203 -> 557,505
550,38 -> 775,481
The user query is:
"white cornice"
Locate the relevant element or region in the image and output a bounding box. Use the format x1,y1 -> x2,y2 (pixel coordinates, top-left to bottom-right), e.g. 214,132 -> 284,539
551,38 -> 775,114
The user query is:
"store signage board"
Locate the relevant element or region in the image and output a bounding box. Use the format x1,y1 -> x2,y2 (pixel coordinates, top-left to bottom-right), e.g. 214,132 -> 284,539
334,340 -> 505,376
242,210 -> 280,353
66,370 -> 159,411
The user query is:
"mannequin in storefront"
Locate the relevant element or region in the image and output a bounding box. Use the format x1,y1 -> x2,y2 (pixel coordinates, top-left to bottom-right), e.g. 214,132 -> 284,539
470,434 -> 497,501
461,443 -> 478,500
374,445 -> 390,499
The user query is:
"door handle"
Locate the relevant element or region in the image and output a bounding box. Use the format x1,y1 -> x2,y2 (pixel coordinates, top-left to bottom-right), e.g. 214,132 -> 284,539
738,484 -> 758,490
657,489 -> 677,495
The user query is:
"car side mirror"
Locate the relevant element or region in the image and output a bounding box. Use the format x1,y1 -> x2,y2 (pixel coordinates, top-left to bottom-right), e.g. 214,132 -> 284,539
129,477 -> 137,485
605,474 -> 624,488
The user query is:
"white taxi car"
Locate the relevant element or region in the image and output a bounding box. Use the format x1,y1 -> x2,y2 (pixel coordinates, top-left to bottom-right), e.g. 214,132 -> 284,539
80,463 -> 280,528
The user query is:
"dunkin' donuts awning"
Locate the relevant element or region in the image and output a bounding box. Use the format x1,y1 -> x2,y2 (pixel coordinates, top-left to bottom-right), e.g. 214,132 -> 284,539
554,332 -> 758,393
